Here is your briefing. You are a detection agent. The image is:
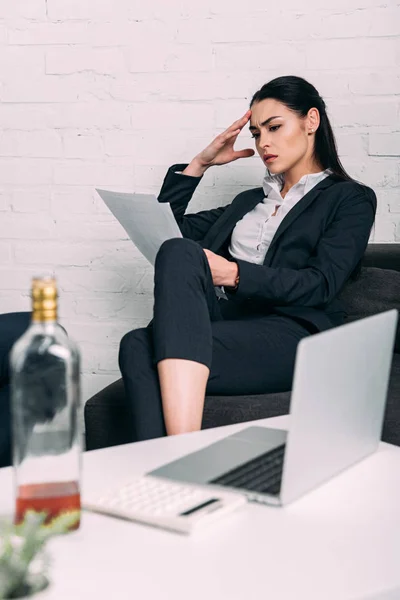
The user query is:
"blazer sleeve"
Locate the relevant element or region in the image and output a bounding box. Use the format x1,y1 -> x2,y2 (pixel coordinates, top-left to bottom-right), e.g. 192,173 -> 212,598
234,186 -> 377,307
157,164 -> 228,241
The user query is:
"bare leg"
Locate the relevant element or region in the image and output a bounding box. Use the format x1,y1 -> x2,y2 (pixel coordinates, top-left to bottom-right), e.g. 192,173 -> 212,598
157,358 -> 209,435
153,238 -> 223,437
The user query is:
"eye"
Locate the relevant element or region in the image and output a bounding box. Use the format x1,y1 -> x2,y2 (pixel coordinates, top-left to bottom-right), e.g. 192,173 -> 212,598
269,125 -> 281,132
251,133 -> 260,139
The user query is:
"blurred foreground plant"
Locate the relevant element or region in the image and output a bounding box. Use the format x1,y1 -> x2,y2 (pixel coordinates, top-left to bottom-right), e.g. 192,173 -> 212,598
0,510 -> 79,599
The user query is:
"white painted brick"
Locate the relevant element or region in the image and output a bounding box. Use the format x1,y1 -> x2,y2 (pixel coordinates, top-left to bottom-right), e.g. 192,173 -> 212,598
343,159 -> 399,188
46,48 -> 124,76
64,292 -> 152,321
215,43 -> 306,71
389,198 -> 400,215
109,79 -> 151,103
0,267 -> 48,290
306,38 -> 398,70
60,319 -> 142,346
349,71 -> 400,96
0,25 -> 7,45
368,6 -> 400,37
0,106 -> 55,130
176,19 -> 212,44
53,160 -> 133,187
0,193 -> 7,211
210,0 -> 277,14
0,242 -> 11,264
130,102 -> 214,132
123,0 -> 211,21
13,242 -> 92,267
329,99 -> 399,128
51,187 -> 98,216
308,72 -> 352,99
111,72 -> 221,103
0,213 -> 55,240
63,133 -> 104,159
137,135 -> 212,166
78,341 -> 119,373
373,217 -> 397,242
0,131 -> 62,158
312,7 -> 400,39
0,292 -> 30,315
0,48 -> 44,80
0,0 -> 45,19
133,165 -> 172,192
376,189 -> 400,214
57,268 -> 134,293
109,19 -> 179,52
103,131 -> 139,157
10,22 -> 158,48
0,159 -> 53,184
126,43 -> 213,73
14,239 -> 148,271
47,103 -> 131,129
105,130 -> 211,165
8,23 -> 89,46
125,43 -> 170,73
9,188 -> 51,212
57,268 -> 153,296
335,132 -> 367,158
1,77 -> 80,103
210,13 -> 333,43
368,133 -> 400,157
46,0 -> 115,21
53,215 -> 128,242
81,373 -> 119,403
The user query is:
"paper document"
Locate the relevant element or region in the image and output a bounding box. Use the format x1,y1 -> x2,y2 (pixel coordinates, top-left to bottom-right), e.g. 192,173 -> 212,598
96,188 -> 228,300
96,189 -> 182,265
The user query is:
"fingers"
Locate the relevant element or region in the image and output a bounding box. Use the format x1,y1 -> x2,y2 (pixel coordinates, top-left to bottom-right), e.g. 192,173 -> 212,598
233,148 -> 255,160
223,110 -> 252,136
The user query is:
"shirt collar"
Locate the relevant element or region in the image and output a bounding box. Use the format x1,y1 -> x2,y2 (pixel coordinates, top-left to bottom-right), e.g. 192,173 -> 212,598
262,169 -> 332,198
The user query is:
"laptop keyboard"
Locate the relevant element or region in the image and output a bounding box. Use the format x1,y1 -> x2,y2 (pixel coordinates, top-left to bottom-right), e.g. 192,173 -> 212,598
209,444 -> 285,496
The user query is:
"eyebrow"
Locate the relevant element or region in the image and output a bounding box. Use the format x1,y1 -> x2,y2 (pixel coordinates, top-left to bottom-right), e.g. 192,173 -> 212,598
249,116 -> 282,131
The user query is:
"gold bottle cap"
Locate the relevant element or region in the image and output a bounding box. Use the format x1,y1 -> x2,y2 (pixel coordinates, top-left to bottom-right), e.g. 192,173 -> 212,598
31,276 -> 58,322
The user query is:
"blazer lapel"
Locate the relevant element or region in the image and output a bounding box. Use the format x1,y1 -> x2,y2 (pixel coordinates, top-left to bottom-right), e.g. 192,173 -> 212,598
207,187 -> 264,252
263,175 -> 338,265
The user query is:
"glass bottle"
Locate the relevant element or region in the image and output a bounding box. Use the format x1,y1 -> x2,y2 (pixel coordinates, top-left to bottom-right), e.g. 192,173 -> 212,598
10,276 -> 81,530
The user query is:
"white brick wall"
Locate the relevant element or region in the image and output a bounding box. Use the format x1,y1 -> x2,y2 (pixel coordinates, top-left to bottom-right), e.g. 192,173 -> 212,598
1,0 -> 399,402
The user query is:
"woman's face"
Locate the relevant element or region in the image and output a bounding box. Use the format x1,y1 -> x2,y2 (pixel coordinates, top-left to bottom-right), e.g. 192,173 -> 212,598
249,98 -> 317,175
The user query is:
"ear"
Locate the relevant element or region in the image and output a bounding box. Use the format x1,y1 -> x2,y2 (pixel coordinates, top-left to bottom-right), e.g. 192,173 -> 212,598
306,107 -> 320,135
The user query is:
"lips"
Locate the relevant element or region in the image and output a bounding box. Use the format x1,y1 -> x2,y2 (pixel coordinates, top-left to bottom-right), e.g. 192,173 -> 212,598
264,154 -> 278,163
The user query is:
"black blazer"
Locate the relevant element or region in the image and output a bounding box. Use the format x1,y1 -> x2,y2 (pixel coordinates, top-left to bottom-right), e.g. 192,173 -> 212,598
158,164 -> 377,333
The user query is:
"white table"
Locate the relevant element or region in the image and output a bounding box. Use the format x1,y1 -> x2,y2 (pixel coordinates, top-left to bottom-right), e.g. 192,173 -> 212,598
1,416 -> 400,600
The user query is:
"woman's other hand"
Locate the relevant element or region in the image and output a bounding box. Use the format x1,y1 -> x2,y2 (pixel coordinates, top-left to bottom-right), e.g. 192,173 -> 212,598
183,111 -> 254,177
204,249 -> 239,287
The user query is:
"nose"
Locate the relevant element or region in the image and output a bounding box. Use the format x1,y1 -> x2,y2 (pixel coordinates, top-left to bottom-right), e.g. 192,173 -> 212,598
259,131 -> 270,150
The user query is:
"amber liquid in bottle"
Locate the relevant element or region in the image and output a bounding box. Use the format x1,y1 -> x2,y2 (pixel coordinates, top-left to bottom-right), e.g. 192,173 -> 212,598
15,481 -> 81,529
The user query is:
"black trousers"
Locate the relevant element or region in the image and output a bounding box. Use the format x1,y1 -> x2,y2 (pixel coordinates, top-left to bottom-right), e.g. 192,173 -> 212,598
0,312 -> 31,468
119,239 -> 312,443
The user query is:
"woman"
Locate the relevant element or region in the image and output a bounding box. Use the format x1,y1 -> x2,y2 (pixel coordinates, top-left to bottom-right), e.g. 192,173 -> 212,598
119,75 -> 376,442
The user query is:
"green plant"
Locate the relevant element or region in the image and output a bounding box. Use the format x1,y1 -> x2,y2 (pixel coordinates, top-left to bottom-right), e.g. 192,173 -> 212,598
0,510 -> 79,599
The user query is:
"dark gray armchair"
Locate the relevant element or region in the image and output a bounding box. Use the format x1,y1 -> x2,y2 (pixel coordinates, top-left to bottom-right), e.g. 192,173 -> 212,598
84,244 -> 400,451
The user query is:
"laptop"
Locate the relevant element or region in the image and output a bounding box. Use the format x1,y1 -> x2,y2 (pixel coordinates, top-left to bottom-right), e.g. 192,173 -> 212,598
150,309 -> 398,506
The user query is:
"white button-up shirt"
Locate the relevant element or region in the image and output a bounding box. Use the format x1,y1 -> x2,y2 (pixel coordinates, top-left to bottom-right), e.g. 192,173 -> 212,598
229,169 -> 331,264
